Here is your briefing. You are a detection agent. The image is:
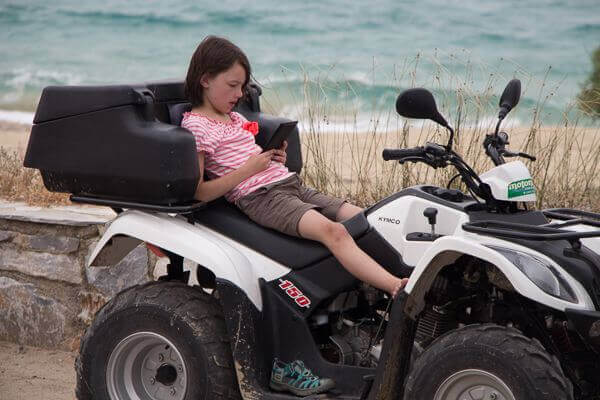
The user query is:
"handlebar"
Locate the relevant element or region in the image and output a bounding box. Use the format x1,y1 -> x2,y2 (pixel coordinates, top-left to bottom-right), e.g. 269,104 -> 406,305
485,132 -> 536,166
382,147 -> 425,161
382,144 -> 487,201
502,150 -> 536,161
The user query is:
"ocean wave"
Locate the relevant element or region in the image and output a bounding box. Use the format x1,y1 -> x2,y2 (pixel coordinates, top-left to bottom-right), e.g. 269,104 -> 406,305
0,4 -> 28,23
567,23 -> 600,34
478,33 -> 508,43
58,9 -> 196,27
0,110 -> 34,125
0,68 -> 85,111
0,62 -> 578,126
293,112 -> 528,134
57,8 -> 253,28
2,67 -> 84,87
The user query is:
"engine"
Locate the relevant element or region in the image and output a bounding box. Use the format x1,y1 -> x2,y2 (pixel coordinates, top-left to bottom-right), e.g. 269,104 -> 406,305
310,285 -> 388,368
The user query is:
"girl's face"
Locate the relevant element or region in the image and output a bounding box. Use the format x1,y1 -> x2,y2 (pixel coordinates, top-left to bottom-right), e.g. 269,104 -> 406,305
201,61 -> 246,115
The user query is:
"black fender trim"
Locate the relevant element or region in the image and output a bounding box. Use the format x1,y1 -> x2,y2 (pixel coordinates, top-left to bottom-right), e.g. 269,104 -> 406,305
565,308 -> 600,354
367,291 -> 417,400
216,279 -> 377,399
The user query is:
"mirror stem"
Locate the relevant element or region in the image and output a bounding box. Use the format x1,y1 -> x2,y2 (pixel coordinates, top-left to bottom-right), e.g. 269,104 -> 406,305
445,125 -> 455,151
494,117 -> 503,137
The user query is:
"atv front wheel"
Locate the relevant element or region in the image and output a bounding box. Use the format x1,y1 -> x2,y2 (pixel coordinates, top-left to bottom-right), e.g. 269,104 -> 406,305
75,281 -> 241,400
403,324 -> 573,400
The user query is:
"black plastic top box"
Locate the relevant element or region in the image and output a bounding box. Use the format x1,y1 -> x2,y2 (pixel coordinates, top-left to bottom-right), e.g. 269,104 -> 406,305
24,80 -> 302,207
24,82 -> 199,205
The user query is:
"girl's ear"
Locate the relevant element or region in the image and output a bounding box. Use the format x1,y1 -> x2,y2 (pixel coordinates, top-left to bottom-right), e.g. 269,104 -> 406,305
200,73 -> 211,89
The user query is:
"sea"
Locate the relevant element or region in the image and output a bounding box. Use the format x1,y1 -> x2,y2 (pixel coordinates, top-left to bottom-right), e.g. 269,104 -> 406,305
1,0 -> 599,129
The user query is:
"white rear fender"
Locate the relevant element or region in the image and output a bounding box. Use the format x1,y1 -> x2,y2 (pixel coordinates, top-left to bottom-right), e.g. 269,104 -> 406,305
88,210 -> 290,309
404,236 -> 595,314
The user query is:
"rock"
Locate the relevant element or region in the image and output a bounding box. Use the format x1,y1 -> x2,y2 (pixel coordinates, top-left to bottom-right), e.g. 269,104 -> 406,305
0,277 -> 68,348
86,245 -> 150,297
77,291 -> 108,325
0,204 -> 112,226
0,230 -> 14,242
0,247 -> 82,284
14,233 -> 79,254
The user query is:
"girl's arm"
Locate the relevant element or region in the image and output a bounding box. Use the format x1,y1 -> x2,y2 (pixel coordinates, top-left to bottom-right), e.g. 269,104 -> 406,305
194,149 -> 280,202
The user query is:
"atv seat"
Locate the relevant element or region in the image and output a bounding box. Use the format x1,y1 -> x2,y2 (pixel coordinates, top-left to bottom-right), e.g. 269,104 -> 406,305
193,198 -> 370,270
170,100 -> 355,270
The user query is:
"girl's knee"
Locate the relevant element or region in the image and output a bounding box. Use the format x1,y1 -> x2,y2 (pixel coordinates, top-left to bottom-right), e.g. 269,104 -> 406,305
323,221 -> 350,246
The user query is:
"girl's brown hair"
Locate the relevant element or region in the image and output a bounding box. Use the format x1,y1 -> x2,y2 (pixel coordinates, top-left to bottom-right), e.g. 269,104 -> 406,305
184,36 -> 252,107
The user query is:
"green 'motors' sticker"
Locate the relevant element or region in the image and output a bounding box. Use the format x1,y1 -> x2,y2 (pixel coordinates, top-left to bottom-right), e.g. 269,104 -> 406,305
508,178 -> 535,198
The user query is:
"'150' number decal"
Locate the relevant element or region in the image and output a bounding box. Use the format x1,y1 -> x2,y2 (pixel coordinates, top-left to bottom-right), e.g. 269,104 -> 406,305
278,279 -> 311,308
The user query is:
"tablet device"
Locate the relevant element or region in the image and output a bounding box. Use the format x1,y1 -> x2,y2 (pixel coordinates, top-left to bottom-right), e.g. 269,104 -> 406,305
263,120 -> 298,151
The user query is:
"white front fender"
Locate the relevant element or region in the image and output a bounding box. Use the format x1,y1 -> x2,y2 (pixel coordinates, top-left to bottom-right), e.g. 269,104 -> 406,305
404,236 -> 595,313
88,210 -> 290,310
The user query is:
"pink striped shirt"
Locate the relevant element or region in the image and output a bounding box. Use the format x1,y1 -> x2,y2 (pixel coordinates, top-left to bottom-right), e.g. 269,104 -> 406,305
181,111 -> 294,202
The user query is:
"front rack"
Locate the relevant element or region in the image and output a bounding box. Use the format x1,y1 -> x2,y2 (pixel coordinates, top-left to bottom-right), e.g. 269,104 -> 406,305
543,208 -> 600,229
462,219 -> 600,249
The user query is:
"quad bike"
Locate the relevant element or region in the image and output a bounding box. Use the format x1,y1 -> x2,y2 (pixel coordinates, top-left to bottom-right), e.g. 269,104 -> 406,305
24,78 -> 600,400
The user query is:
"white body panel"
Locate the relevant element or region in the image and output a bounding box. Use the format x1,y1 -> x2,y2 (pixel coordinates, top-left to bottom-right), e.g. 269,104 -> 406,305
88,210 -> 290,310
90,190 -> 598,314
367,194 -> 596,312
480,160 -> 537,202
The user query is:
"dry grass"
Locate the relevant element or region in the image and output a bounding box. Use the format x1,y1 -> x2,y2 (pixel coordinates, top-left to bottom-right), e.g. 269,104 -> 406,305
297,122 -> 600,211
0,146 -> 69,206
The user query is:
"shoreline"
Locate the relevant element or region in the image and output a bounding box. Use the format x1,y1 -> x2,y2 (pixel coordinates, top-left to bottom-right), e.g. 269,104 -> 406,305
2,119 -> 598,149
1,107 -> 598,140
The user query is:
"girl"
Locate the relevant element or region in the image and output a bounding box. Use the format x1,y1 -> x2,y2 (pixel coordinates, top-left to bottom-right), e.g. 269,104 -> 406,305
181,35 -> 408,396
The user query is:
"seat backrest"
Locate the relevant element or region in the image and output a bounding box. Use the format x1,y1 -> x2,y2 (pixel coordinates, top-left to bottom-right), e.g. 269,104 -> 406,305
167,101 -> 303,174
169,102 -> 192,126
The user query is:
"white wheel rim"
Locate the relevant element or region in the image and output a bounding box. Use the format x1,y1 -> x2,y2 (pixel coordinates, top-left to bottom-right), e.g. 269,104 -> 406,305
106,332 -> 187,400
434,369 -> 516,400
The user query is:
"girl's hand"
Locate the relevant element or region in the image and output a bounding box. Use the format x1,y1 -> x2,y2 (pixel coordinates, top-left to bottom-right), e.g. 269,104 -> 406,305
241,150 -> 276,176
272,140 -> 288,164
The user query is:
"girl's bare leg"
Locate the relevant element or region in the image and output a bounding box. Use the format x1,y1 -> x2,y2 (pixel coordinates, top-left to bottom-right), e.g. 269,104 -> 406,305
298,209 -> 407,296
335,202 -> 363,221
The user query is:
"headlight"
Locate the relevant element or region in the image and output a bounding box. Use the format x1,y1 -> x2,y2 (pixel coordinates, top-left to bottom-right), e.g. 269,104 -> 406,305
487,245 -> 577,303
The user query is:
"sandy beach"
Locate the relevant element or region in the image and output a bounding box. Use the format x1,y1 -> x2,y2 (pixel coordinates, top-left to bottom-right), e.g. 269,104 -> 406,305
0,121 -> 31,153
0,341 -> 76,400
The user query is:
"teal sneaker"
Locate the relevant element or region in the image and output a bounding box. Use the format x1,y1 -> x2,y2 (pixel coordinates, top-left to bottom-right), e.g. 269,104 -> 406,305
270,358 -> 336,396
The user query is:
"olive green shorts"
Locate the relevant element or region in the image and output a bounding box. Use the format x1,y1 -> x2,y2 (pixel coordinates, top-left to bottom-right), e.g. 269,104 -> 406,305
234,174 -> 346,237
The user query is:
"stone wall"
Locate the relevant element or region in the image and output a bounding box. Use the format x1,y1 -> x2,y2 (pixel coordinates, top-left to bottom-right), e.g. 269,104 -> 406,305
0,201 -> 159,351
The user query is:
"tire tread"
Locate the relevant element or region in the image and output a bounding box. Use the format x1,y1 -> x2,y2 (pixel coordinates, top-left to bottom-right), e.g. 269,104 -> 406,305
403,323 -> 574,400
75,281 -> 241,400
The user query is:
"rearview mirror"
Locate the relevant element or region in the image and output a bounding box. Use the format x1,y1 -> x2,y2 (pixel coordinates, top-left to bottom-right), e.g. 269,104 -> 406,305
395,88 -> 448,128
498,79 -> 521,118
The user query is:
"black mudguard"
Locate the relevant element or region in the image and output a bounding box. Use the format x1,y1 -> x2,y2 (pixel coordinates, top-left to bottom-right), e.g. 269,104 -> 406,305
367,291 -> 417,400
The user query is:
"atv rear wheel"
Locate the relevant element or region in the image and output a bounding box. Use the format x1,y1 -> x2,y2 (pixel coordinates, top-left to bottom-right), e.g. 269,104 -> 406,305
75,281 -> 241,400
403,324 -> 573,400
